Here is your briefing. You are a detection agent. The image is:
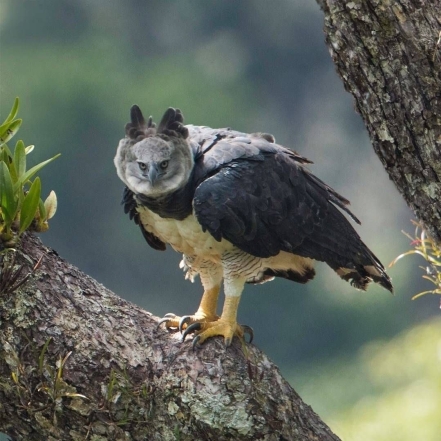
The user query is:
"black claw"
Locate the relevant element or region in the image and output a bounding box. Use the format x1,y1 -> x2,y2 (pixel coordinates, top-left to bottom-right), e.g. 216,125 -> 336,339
242,325 -> 254,344
192,335 -> 201,350
157,313 -> 180,329
157,317 -> 171,329
182,322 -> 202,342
179,316 -> 192,334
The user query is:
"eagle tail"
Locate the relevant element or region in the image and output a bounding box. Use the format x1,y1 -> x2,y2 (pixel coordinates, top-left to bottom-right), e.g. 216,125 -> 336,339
332,249 -> 393,293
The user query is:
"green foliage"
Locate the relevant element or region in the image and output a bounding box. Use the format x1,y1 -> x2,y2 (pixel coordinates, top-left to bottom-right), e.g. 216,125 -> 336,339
390,220 -> 441,299
0,98 -> 59,245
6,338 -> 87,427
330,319 -> 441,441
290,319 -> 441,441
102,367 -> 152,426
38,350 -> 88,403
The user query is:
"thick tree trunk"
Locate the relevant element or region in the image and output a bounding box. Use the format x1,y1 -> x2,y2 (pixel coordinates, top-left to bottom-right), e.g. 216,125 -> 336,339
0,234 -> 340,441
320,0 -> 441,240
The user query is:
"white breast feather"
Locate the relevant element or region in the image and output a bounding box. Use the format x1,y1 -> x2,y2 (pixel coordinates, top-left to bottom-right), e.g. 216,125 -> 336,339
138,207 -> 234,257
137,206 -> 314,284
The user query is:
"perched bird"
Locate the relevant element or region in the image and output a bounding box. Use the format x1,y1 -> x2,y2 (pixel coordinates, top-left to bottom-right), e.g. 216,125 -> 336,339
114,106 -> 393,347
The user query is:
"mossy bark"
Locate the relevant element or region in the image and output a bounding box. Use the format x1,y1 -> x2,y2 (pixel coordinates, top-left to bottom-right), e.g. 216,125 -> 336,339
0,234 -> 340,441
320,0 -> 441,240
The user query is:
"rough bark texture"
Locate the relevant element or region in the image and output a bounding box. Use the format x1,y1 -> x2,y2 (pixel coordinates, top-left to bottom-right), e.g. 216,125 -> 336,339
321,0 -> 441,240
0,234 -> 340,441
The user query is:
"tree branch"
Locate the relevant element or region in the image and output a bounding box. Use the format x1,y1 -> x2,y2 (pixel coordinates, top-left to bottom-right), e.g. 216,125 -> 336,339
0,234 -> 340,440
320,0 -> 441,240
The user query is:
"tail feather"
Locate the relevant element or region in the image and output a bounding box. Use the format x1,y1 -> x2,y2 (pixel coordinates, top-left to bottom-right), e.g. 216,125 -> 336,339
334,258 -> 393,293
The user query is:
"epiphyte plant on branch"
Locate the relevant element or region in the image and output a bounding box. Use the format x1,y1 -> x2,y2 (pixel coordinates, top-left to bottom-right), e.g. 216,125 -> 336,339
0,98 -> 60,246
390,220 -> 441,303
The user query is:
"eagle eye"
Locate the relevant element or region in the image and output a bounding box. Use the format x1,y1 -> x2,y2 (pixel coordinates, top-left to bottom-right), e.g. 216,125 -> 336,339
160,160 -> 169,170
138,162 -> 147,171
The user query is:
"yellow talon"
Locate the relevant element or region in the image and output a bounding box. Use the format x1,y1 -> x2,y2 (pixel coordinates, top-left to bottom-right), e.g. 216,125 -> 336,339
157,286 -> 220,331
159,291 -> 253,347
181,296 -> 253,347
186,319 -> 238,345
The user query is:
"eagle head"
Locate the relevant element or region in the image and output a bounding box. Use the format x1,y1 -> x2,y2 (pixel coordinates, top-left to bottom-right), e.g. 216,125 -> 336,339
114,107 -> 194,198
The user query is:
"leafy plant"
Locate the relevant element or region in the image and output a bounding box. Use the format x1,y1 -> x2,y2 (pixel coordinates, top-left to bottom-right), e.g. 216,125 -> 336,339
0,98 -> 59,245
390,220 -> 441,299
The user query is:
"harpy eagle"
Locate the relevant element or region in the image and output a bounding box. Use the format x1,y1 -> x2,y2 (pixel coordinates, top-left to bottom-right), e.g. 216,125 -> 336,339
114,106 -> 393,347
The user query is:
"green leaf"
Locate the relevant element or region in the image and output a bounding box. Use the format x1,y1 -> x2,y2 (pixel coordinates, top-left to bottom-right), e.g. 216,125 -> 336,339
7,160 -> 18,184
0,119 -> 22,145
0,121 -> 13,140
16,186 -> 24,210
8,161 -> 17,185
19,177 -> 41,234
15,153 -> 61,192
0,149 -> 8,165
38,337 -> 52,375
38,197 -> 46,221
4,97 -> 19,124
0,144 -> 13,163
0,161 -> 18,224
13,140 -> 26,180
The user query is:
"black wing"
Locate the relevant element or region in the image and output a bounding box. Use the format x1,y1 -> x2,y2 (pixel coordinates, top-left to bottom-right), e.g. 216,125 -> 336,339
122,187 -> 166,251
193,147 -> 392,291
193,152 -> 332,258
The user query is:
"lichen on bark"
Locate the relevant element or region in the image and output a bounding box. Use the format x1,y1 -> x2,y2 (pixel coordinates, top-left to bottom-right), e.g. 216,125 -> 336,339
321,0 -> 441,241
0,234 -> 340,440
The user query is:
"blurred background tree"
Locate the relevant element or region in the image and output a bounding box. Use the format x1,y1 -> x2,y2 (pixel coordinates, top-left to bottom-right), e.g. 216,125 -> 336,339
0,1 -> 439,439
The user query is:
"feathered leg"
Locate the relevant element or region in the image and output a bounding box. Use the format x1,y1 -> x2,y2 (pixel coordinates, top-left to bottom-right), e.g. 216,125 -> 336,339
182,275 -> 253,347
157,261 -> 222,331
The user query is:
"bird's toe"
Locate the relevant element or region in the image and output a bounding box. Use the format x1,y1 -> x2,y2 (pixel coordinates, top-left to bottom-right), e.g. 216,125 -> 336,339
182,322 -> 203,342
157,313 -> 181,330
178,316 -> 193,333
184,320 -> 250,347
158,312 -> 219,334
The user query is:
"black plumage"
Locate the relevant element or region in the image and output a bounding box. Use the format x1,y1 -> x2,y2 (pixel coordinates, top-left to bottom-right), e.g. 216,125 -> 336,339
122,186 -> 165,251
121,106 -> 392,293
